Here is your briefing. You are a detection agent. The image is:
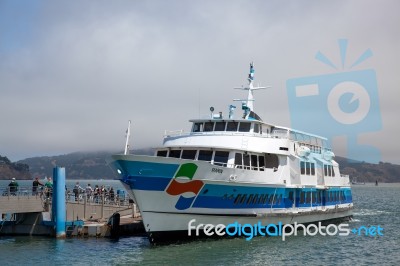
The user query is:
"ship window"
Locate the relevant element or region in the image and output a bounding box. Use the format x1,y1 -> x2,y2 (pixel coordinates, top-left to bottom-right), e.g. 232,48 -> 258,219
239,122 -> 251,132
226,122 -> 238,131
263,194 -> 269,204
204,122 -> 214,132
331,166 -> 335,177
324,165 -> 328,176
243,154 -> 250,169
247,194 -> 254,205
193,122 -> 203,132
306,162 -> 310,175
300,192 -> 305,204
234,194 -> 242,205
288,191 -> 294,202
277,194 -> 282,205
234,153 -> 243,169
214,122 -> 226,131
156,150 -> 168,157
253,194 -> 259,204
254,123 -> 260,133
300,161 -> 306,175
269,195 -> 275,205
305,192 -> 309,204
265,153 -> 279,169
251,155 -> 258,170
213,151 -> 229,166
311,163 -> 315,175
198,150 -> 213,162
240,195 -> 247,204
169,150 -> 181,158
259,194 -> 265,204
181,150 -> 197,160
258,156 -> 265,171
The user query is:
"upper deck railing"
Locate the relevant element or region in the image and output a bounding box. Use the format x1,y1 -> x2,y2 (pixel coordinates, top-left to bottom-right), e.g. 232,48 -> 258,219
164,129 -> 331,152
164,130 -> 289,139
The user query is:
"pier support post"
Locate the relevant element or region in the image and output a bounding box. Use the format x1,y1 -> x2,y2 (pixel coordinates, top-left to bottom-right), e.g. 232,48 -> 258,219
53,167 -> 66,238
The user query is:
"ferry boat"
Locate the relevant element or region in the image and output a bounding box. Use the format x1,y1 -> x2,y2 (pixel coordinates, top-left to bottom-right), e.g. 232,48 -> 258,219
110,63 -> 353,243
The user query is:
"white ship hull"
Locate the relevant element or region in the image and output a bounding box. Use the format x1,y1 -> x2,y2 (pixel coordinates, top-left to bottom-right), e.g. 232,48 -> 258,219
111,154 -> 353,243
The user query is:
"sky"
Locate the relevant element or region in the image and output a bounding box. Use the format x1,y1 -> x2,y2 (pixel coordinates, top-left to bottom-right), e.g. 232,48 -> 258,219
0,0 -> 399,164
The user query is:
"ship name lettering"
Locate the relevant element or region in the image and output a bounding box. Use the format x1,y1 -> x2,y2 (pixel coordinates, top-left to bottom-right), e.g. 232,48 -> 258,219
212,168 -> 223,174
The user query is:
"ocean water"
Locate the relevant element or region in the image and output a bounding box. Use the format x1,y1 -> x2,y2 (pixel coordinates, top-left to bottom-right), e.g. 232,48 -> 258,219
1,183 -> 400,265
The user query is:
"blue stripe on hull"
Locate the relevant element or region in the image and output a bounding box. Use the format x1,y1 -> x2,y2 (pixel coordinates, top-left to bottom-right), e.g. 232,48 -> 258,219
116,160 -> 179,179
126,175 -> 172,191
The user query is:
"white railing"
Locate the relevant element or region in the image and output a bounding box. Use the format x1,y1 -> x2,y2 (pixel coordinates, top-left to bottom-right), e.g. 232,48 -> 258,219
163,130 -> 289,139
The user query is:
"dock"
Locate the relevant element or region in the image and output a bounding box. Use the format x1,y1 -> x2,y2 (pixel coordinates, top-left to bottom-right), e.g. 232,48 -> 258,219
0,176 -> 145,238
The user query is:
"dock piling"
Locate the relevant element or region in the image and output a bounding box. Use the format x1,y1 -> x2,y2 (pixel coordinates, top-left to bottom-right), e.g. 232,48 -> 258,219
53,167 -> 66,238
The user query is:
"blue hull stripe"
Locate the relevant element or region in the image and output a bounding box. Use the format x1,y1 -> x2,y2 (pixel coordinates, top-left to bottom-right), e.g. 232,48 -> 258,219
126,175 -> 171,191
116,160 -> 179,178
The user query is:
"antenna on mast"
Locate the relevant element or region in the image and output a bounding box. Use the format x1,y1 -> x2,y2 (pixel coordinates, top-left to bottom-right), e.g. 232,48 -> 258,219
124,120 -> 131,155
233,62 -> 270,119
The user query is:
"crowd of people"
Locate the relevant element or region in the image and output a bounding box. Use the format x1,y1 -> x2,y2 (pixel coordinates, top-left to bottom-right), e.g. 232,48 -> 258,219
4,177 -> 123,205
72,182 -> 117,204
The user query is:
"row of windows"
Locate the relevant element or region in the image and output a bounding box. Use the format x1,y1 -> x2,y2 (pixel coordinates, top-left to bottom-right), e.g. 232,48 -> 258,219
300,161 -> 316,176
192,121 -> 267,134
324,165 -> 335,177
299,162 -> 336,177
234,153 -> 265,171
232,193 -> 283,206
157,149 -> 230,166
326,190 -> 346,202
157,149 -> 274,171
298,190 -> 346,204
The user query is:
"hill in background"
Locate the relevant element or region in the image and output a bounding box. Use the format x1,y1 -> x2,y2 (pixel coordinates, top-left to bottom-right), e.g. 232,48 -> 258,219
1,151 -> 399,182
0,155 -> 31,180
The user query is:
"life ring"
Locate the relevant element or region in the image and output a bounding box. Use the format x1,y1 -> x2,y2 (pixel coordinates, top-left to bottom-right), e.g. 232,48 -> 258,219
229,175 -> 237,182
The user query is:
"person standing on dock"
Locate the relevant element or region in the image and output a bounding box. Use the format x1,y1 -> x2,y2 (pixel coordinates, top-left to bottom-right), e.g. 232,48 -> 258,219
73,182 -> 83,201
85,183 -> 93,202
32,176 -> 44,195
44,177 -> 53,199
8,178 -> 19,195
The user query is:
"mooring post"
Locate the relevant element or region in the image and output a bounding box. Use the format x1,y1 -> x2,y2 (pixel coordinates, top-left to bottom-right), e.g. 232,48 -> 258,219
53,167 -> 66,238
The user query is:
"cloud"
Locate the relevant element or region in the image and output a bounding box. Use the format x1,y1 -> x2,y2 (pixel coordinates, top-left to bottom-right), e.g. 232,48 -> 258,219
0,0 -> 399,163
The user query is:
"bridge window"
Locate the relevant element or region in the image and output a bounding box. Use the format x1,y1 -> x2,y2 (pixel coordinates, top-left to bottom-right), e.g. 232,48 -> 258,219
198,150 -> 213,162
156,150 -> 168,157
239,122 -> 251,132
193,123 -> 203,132
169,150 -> 181,158
204,122 -> 214,132
311,163 -> 315,175
181,150 -> 197,160
213,151 -> 229,166
226,122 -> 238,131
214,122 -> 226,131
254,123 -> 260,133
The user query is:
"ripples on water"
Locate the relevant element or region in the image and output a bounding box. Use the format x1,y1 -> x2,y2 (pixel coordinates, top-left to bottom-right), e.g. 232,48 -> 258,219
1,183 -> 400,265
